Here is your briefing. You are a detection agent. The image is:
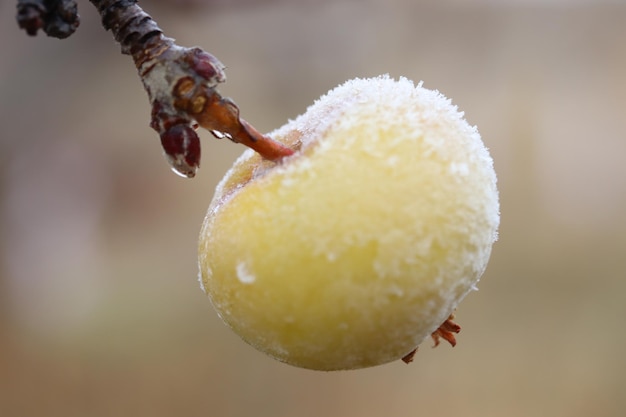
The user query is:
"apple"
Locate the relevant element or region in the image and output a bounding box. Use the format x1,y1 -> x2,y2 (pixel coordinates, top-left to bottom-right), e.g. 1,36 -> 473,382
198,75 -> 499,370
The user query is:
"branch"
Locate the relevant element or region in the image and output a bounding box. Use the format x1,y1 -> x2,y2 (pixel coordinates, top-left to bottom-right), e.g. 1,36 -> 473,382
16,0 -> 294,178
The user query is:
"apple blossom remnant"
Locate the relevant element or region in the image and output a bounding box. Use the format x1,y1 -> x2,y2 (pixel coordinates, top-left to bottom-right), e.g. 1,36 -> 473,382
401,314 -> 461,364
16,0 -> 294,178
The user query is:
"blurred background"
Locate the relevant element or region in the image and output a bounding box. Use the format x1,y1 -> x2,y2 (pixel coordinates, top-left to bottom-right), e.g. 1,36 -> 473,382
1,0 -> 625,416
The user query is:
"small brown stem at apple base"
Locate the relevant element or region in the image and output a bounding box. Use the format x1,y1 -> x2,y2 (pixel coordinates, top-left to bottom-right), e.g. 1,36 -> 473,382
401,314 -> 461,364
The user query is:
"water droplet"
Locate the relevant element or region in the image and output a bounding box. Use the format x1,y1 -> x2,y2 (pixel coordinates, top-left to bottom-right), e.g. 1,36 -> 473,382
169,164 -> 196,178
210,130 -> 232,140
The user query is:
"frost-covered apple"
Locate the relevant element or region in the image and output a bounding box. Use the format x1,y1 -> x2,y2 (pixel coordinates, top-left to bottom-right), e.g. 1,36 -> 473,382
198,75 -> 499,370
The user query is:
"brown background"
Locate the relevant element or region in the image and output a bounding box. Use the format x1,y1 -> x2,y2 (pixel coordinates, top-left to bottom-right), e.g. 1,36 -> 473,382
1,1 -> 625,416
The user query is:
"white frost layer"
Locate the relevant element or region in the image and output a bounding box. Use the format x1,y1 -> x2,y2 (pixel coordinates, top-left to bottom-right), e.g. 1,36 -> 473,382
269,74 -> 499,243
199,75 -> 500,370
271,75 -> 481,157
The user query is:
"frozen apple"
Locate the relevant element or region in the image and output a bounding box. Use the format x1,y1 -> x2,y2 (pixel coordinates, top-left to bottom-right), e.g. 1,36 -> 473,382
198,75 -> 499,370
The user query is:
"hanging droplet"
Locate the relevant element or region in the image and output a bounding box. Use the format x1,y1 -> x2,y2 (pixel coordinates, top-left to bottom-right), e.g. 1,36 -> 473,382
210,130 -> 232,140
170,165 -> 195,178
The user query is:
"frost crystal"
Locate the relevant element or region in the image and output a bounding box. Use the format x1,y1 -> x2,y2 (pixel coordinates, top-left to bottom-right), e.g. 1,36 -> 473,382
236,261 -> 256,284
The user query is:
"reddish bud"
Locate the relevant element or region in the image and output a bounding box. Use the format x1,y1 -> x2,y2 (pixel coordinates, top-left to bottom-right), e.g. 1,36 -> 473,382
188,48 -> 226,85
16,4 -> 45,36
160,124 -> 201,178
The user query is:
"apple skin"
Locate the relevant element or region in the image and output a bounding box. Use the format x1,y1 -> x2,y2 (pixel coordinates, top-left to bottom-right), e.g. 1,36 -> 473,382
198,76 -> 499,370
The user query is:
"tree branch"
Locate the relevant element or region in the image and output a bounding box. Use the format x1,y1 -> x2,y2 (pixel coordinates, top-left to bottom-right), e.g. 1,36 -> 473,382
16,0 -> 294,178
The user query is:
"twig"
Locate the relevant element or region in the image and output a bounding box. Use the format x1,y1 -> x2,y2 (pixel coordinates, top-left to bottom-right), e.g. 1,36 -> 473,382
16,0 -> 294,178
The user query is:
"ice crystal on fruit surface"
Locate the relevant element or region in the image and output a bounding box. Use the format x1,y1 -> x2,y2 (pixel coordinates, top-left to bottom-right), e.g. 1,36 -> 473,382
236,261 -> 256,284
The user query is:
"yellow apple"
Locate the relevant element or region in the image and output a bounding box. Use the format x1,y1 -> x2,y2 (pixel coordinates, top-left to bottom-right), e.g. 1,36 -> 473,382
198,75 -> 499,370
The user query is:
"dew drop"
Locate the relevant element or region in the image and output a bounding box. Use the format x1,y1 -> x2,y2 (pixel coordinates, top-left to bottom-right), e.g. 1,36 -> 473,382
170,165 -> 195,178
210,130 -> 233,140
236,261 -> 256,284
